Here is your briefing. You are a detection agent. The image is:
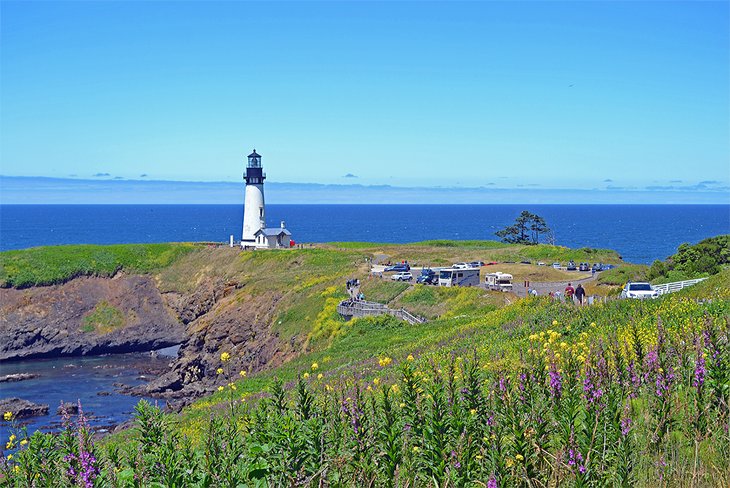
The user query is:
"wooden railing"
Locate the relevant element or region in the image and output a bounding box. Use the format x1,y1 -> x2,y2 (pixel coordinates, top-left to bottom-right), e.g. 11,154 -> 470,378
336,300 -> 427,325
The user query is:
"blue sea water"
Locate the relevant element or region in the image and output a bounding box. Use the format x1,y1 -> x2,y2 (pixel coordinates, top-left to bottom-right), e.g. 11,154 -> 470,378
1,204 -> 729,263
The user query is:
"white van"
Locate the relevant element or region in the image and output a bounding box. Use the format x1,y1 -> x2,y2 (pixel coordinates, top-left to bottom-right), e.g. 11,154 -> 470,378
438,268 -> 480,287
485,272 -> 513,292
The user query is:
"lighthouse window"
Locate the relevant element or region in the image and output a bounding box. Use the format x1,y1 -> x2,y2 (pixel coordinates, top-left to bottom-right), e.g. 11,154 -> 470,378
259,207 -> 263,217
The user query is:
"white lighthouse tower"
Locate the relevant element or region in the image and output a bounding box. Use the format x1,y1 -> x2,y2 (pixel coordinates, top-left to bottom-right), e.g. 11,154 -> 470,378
242,149 -> 266,243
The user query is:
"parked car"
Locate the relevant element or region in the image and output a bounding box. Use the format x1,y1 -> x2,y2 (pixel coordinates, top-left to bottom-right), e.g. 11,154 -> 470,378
537,262 -> 546,266
485,261 -> 498,266
520,260 -> 531,265
620,282 -> 659,299
452,262 -> 470,269
602,264 -> 616,270
579,262 -> 590,272
591,263 -> 603,272
566,260 -> 577,271
417,268 -> 439,285
469,261 -> 484,268
391,271 -> 413,281
384,264 -> 410,272
552,262 -> 561,269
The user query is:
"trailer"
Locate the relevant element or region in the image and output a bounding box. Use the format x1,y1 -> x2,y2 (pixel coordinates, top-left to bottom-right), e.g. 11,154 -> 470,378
485,272 -> 513,292
438,268 -> 480,287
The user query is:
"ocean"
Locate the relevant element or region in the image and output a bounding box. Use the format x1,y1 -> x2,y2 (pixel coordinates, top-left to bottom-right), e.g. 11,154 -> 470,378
1,204 -> 728,263
0,205 -> 730,264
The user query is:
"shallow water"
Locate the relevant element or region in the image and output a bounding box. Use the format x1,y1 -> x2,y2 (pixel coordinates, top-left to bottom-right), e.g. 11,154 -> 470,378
0,347 -> 178,437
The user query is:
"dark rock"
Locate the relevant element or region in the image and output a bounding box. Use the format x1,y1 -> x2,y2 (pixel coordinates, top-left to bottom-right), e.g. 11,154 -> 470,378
96,391 -> 111,396
0,373 -> 39,383
0,398 -> 49,419
57,403 -> 79,415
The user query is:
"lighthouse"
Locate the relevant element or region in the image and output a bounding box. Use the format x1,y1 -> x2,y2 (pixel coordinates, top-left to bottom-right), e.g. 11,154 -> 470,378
242,149 -> 266,243
241,149 -> 293,249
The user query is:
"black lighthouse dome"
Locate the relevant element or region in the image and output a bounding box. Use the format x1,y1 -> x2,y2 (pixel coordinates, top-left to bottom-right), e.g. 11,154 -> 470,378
245,149 -> 266,184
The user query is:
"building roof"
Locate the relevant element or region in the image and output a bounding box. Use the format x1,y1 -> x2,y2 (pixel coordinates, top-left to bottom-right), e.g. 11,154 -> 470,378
255,227 -> 292,237
248,149 -> 261,159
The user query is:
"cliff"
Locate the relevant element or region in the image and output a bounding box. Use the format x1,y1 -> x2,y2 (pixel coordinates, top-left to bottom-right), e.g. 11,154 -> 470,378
0,275 -> 184,361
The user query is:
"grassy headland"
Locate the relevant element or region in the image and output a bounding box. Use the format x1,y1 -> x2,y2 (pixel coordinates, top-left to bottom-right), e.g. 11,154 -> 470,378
2,239 -> 729,485
0,243 -> 197,288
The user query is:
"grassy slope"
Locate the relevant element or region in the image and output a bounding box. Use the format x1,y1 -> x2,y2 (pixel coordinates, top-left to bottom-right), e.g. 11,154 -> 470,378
0,243 -> 197,288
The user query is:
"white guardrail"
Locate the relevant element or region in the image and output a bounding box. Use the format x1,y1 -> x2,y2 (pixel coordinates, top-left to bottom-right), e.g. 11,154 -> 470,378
652,278 -> 707,295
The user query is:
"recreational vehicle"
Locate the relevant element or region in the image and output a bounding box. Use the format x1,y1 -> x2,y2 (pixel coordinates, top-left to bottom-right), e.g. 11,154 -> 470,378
438,268 -> 480,287
485,272 -> 513,292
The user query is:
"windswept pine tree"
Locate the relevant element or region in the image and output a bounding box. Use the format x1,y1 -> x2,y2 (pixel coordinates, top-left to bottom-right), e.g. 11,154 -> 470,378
495,211 -> 551,245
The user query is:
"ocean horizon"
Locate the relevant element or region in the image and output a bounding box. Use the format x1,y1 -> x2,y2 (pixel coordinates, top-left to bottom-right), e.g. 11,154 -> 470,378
2,204 -> 728,264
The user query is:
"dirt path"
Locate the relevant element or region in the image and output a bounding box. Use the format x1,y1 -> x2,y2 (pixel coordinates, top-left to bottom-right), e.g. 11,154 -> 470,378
511,274 -> 597,298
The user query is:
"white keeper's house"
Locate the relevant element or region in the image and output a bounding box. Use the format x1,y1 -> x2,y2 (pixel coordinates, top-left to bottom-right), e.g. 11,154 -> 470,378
241,149 -> 293,249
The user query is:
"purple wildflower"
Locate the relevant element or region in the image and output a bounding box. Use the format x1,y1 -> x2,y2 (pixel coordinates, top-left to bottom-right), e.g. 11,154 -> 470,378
582,366 -> 604,409
621,416 -> 632,436
548,365 -> 562,400
693,354 -> 706,389
487,476 -> 498,488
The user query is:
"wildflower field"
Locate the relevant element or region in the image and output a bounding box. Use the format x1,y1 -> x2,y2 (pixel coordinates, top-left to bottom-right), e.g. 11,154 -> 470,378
2,286 -> 729,487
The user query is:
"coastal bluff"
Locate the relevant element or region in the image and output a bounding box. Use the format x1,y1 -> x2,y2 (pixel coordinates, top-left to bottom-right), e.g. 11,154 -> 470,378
0,275 -> 183,361
0,241 -> 627,402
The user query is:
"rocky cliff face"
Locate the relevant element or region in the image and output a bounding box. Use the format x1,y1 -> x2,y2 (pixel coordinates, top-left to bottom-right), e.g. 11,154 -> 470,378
0,275 -> 185,361
140,287 -> 298,404
1,273 -> 299,406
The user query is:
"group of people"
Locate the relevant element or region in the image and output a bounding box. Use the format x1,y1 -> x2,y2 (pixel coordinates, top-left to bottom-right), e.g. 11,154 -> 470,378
346,278 -> 365,301
564,282 -> 587,305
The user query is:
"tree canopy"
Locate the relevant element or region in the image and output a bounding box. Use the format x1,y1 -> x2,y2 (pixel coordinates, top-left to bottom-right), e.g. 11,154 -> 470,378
495,211 -> 551,245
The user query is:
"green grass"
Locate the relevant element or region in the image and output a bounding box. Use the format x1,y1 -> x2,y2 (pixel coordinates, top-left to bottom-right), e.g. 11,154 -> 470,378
81,301 -> 125,333
359,279 -> 409,303
325,242 -> 389,249
0,243 -> 197,288
675,268 -> 730,299
412,239 -> 509,249
597,263 -> 649,285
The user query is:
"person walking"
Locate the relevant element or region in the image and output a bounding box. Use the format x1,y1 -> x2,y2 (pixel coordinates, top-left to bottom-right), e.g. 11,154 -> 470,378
564,283 -> 575,303
575,283 -> 586,305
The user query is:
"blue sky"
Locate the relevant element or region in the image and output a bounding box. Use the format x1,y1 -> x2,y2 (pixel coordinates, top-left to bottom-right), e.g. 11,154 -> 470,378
1,1 -> 728,203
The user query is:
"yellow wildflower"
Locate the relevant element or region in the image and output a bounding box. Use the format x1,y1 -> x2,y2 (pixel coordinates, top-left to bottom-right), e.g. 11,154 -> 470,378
407,354 -> 415,361
7,454 -> 12,461
311,362 -> 319,371
239,370 -> 247,377
3,412 -> 12,421
303,372 -> 310,379
400,402 -> 406,408
552,320 -> 559,326
366,385 -> 373,391
20,439 -> 28,446
229,383 -> 237,390
216,368 -> 224,375
217,386 -> 224,392
506,457 -> 514,468
516,454 -> 524,461
9,435 -> 16,442
390,384 -> 400,393
476,455 -> 483,460
470,409 -> 477,415
379,357 -> 392,367
373,378 -> 380,385
220,352 -> 231,362
317,373 -> 323,380
412,446 -> 420,453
